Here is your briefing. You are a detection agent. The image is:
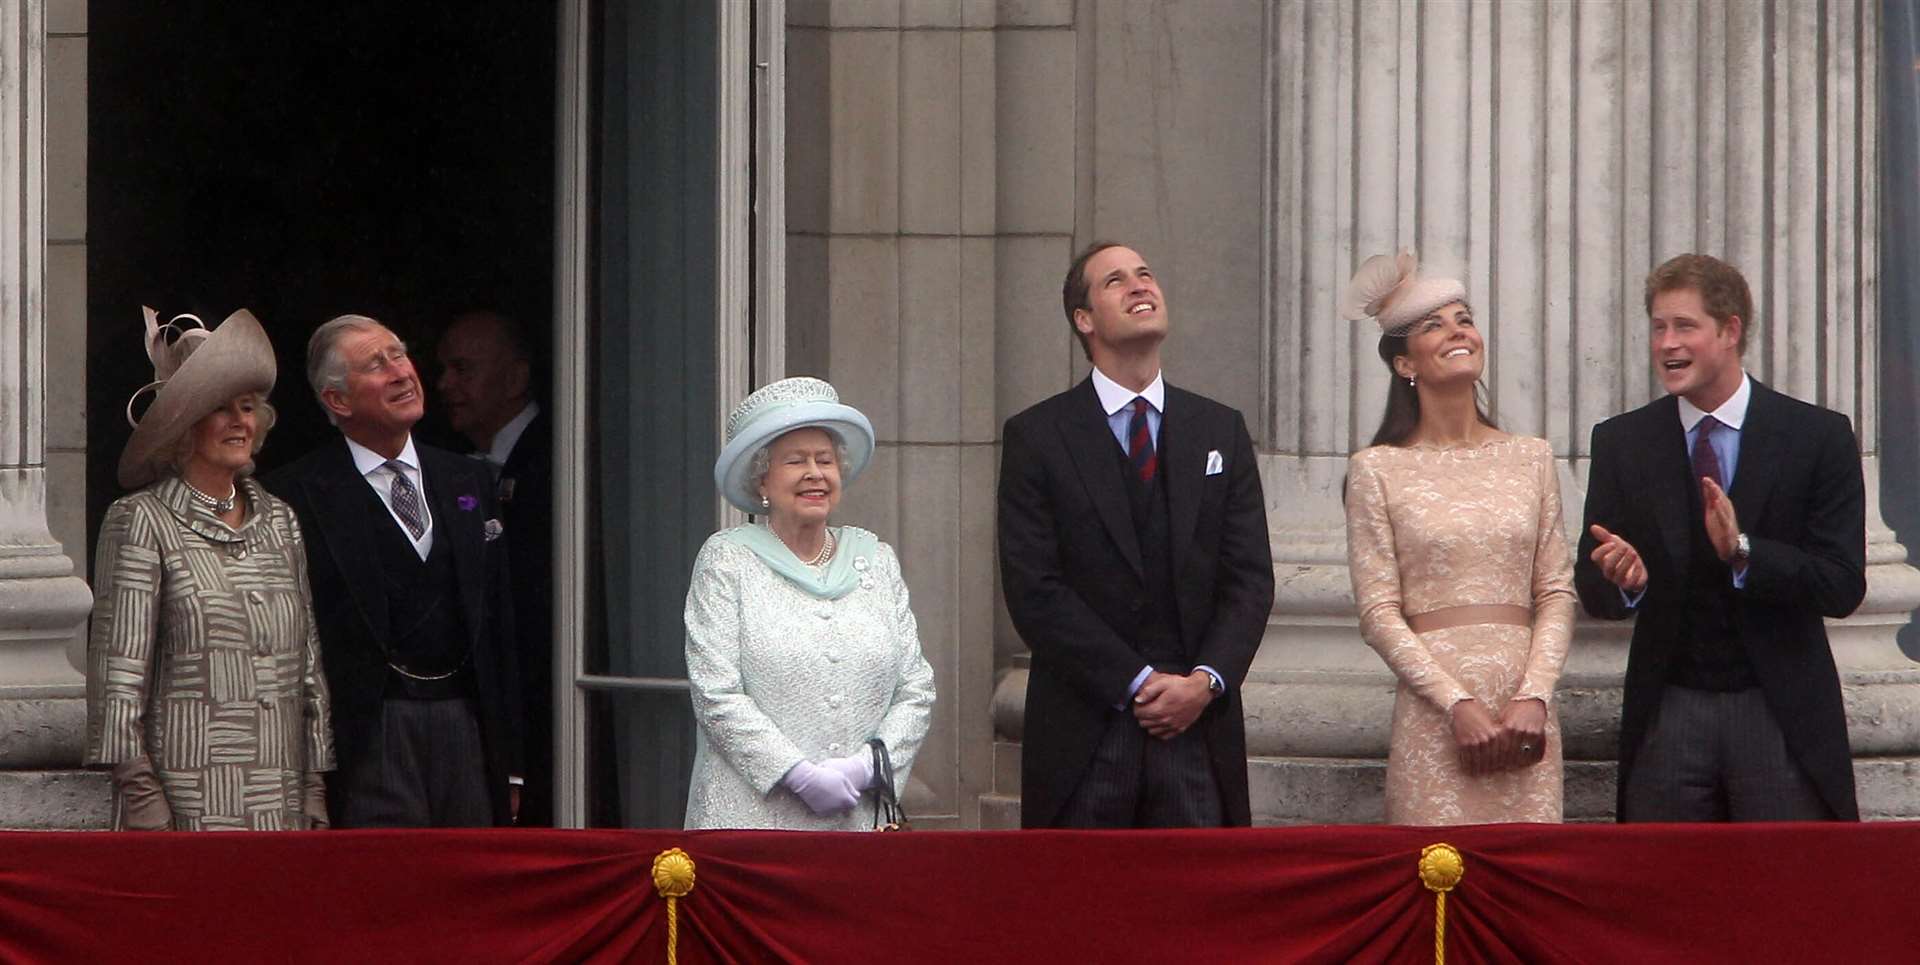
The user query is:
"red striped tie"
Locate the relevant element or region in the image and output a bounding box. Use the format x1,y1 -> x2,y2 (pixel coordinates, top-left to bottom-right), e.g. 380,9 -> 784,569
1128,397 -> 1157,484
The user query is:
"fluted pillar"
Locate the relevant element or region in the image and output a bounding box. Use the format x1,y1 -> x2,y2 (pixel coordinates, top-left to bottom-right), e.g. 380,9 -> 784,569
1261,0 -> 1920,821
0,0 -> 99,825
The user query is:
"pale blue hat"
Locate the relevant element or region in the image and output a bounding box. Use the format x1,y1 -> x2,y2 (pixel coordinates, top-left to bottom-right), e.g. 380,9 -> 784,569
714,376 -> 875,514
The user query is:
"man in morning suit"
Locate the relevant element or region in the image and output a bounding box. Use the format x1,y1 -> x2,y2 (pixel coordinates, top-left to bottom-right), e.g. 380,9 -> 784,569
267,314 -> 523,827
998,242 -> 1275,828
1576,254 -> 1864,822
437,310 -> 555,826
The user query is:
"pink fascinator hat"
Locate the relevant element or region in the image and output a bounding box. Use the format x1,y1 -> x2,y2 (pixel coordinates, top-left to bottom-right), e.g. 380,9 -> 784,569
1339,250 -> 1469,338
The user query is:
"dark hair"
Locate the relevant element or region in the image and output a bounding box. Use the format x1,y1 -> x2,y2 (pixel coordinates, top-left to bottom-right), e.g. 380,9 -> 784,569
1367,334 -> 1498,448
1061,241 -> 1126,361
1644,253 -> 1754,353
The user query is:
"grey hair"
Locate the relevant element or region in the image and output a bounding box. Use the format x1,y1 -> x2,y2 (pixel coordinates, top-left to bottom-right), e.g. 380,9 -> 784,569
306,314 -> 393,426
748,432 -> 851,505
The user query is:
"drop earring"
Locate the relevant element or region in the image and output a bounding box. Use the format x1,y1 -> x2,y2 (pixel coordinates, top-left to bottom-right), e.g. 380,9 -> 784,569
760,495 -> 770,509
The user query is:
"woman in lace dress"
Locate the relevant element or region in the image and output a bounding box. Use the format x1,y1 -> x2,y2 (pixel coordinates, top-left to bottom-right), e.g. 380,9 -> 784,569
683,377 -> 935,829
1340,252 -> 1575,825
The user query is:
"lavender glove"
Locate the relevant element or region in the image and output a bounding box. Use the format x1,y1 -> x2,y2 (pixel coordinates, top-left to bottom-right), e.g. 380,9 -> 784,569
781,759 -> 862,815
821,751 -> 876,791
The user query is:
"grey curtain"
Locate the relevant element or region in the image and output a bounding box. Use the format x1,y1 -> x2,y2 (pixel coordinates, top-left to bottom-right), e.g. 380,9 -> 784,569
591,0 -> 719,826
1885,0 -> 1920,656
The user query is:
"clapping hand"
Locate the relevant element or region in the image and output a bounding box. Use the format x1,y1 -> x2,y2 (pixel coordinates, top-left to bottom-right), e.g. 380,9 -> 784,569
1700,476 -> 1742,564
1587,524 -> 1647,594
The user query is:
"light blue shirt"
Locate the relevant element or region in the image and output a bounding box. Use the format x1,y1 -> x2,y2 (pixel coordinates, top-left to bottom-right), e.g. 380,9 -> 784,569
1091,365 -> 1164,456
1089,367 -> 1224,704
1623,373 -> 1752,608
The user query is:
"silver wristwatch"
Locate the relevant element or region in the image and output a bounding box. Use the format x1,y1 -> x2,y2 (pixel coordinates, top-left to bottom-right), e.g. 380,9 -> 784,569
1732,532 -> 1751,565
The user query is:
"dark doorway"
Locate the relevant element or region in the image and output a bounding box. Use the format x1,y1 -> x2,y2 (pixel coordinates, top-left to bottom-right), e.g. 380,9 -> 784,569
86,0 -> 556,538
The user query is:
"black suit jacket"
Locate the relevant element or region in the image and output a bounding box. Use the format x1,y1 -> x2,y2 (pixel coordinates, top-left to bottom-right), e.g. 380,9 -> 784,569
495,409 -> 554,824
1575,380 -> 1865,820
998,377 -> 1274,827
266,439 -> 524,826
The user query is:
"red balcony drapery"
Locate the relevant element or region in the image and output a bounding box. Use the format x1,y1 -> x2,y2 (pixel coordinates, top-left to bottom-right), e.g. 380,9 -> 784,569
1,822 -> 1913,963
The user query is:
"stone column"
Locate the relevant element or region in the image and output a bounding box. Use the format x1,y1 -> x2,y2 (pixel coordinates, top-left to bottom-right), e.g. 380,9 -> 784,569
1262,0 -> 1920,821
0,0 -> 100,827
786,0 -> 1006,828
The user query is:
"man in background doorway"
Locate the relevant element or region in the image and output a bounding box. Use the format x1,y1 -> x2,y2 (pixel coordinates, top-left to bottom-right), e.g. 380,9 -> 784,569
438,310 -> 555,826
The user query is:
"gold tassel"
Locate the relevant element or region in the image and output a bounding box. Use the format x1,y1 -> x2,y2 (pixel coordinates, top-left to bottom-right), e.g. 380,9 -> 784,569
652,848 -> 697,965
1418,843 -> 1465,965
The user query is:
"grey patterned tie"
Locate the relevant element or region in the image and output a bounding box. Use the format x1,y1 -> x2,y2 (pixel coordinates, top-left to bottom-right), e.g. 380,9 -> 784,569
385,460 -> 427,539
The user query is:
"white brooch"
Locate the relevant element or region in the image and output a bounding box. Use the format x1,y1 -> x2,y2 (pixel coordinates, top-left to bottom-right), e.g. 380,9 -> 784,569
853,556 -> 873,589
484,518 -> 505,542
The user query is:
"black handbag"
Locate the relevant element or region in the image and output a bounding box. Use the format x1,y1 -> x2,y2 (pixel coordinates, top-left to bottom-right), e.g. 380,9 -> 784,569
867,738 -> 910,831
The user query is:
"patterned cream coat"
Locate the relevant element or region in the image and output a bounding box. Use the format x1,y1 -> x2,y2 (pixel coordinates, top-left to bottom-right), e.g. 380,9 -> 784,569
683,526 -> 935,830
85,477 -> 335,830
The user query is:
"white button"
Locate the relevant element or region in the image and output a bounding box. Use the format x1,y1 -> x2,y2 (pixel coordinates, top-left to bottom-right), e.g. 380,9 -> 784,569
828,695 -> 843,708
826,651 -> 841,663
258,698 -> 272,708
828,742 -> 842,753
816,610 -> 832,620
247,591 -> 264,604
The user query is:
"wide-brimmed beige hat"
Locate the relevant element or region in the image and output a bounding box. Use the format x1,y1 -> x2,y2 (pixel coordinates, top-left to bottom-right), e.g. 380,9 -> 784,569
713,376 -> 874,514
117,307 -> 277,489
1339,249 -> 1469,337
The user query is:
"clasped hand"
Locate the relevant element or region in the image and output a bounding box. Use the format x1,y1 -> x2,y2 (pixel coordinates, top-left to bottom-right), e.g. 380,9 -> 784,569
782,753 -> 876,816
1132,670 -> 1213,739
1450,698 -> 1547,776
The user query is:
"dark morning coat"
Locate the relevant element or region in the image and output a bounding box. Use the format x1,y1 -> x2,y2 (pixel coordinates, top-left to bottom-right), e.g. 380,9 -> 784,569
998,377 -> 1275,828
1574,380 -> 1865,820
266,439 -> 524,826
495,409 -> 554,825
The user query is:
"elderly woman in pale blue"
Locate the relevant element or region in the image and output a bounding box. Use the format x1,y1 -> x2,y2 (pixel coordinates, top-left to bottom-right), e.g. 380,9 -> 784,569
683,376 -> 936,829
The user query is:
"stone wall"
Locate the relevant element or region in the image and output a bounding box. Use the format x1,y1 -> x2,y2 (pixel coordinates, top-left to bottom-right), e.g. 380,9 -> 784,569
781,0 -> 1920,825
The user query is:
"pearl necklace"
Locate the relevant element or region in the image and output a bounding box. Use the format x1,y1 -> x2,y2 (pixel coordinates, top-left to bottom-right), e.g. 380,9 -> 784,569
183,480 -> 239,515
803,528 -> 837,568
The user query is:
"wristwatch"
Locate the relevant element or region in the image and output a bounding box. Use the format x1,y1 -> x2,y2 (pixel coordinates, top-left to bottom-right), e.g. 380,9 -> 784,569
1732,532 -> 1751,566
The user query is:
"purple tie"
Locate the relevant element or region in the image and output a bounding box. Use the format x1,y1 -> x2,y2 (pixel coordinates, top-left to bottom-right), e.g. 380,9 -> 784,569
1128,397 -> 1157,484
1692,415 -> 1724,490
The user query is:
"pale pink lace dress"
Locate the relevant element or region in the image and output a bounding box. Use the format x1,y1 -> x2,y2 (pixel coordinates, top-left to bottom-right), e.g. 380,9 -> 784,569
1344,435 -> 1575,825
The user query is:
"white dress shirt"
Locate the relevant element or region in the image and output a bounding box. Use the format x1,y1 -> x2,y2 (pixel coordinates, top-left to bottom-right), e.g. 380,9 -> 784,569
483,401 -> 539,472
1090,366 -> 1165,454
347,435 -> 434,560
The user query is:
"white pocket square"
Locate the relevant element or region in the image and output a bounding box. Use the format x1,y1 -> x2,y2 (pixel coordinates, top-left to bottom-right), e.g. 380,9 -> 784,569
1205,450 -> 1225,475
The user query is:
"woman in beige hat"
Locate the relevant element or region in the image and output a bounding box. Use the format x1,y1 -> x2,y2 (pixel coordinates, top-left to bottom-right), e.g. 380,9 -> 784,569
683,376 -> 935,829
1339,252 -> 1575,825
84,308 -> 335,830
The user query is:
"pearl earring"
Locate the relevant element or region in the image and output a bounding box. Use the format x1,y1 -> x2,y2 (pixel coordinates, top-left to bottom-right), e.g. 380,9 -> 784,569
760,495 -> 770,509
1406,376 -> 1416,387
